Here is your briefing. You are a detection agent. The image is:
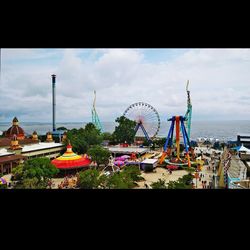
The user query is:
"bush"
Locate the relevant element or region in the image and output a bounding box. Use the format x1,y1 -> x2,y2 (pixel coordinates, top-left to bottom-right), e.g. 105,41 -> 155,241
77,169 -> 102,189
0,184 -> 7,189
106,171 -> 135,189
151,179 -> 168,189
167,174 -> 193,189
123,165 -> 144,182
77,164 -> 145,189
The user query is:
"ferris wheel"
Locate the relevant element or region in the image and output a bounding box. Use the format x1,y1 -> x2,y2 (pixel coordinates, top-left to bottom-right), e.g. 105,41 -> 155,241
123,102 -> 161,142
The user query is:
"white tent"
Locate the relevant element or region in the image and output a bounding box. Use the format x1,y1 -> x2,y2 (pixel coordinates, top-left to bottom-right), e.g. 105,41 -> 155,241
238,145 -> 250,153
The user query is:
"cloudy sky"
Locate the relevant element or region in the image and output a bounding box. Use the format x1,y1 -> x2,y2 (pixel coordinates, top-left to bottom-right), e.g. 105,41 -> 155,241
1,48 -> 250,123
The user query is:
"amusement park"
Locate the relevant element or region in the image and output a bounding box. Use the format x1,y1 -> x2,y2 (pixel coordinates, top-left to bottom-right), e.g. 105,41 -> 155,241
0,75 -> 248,190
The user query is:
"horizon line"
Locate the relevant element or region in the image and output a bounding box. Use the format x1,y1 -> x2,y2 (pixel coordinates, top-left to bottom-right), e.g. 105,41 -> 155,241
1,119 -> 250,123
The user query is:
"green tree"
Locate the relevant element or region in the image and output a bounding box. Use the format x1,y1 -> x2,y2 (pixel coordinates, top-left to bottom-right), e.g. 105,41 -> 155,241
12,158 -> 59,189
84,129 -> 103,147
151,178 -> 168,189
84,123 -> 98,132
123,165 -> 144,182
77,169 -> 102,189
57,126 -> 68,131
106,171 -> 135,189
167,174 -> 193,189
22,177 -> 46,189
72,138 -> 89,155
98,174 -> 110,189
76,165 -> 144,189
112,116 -> 137,144
12,164 -> 25,181
87,145 -> 111,167
66,123 -> 103,154
102,132 -> 113,141
104,166 -> 144,189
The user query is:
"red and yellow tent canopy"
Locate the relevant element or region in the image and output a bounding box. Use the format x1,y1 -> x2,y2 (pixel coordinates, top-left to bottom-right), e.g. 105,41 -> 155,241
51,144 -> 91,170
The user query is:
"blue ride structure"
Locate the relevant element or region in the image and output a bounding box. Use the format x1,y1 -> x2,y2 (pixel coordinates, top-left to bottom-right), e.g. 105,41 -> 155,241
159,116 -> 193,167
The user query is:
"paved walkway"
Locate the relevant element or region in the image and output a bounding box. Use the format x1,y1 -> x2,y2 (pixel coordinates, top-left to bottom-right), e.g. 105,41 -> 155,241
136,168 -> 189,188
193,156 -> 216,189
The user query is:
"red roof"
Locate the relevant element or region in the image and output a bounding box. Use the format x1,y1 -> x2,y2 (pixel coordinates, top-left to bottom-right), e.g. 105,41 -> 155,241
5,125 -> 25,137
51,157 -> 91,169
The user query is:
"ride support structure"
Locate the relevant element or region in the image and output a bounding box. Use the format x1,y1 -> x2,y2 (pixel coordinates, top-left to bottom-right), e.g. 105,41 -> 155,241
134,121 -> 152,144
159,115 -> 192,167
184,80 -> 192,139
91,90 -> 104,133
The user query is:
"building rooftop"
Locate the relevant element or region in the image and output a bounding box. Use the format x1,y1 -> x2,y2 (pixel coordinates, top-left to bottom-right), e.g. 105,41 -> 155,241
228,155 -> 247,179
141,159 -> 158,164
0,138 -> 36,148
0,148 -> 14,157
0,154 -> 26,164
105,146 -> 149,155
239,138 -> 250,142
22,142 -> 64,153
237,133 -> 250,137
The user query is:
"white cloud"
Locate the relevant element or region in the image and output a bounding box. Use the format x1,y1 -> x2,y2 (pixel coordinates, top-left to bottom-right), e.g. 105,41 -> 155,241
1,48 -> 250,123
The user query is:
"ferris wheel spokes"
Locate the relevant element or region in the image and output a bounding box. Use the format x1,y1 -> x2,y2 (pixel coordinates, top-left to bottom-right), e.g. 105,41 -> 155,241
123,102 -> 161,143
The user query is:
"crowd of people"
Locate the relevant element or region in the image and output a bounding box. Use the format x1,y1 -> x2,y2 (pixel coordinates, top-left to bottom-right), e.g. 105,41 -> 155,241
57,174 -> 78,189
195,151 -> 221,189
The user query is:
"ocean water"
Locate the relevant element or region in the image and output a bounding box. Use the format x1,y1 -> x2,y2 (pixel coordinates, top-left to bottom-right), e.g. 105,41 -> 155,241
1,120 -> 250,142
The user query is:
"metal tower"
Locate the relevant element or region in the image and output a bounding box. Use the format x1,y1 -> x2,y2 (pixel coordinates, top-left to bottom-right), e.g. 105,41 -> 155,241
91,90 -> 104,133
184,80 -> 192,139
51,74 -> 56,132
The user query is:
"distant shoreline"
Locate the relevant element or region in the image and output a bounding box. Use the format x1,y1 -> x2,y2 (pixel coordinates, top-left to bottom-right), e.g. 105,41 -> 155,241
1,120 -> 250,142
1,120 -> 250,124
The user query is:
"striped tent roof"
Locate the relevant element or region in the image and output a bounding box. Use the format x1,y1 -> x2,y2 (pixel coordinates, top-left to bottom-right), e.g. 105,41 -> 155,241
51,143 -> 91,169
